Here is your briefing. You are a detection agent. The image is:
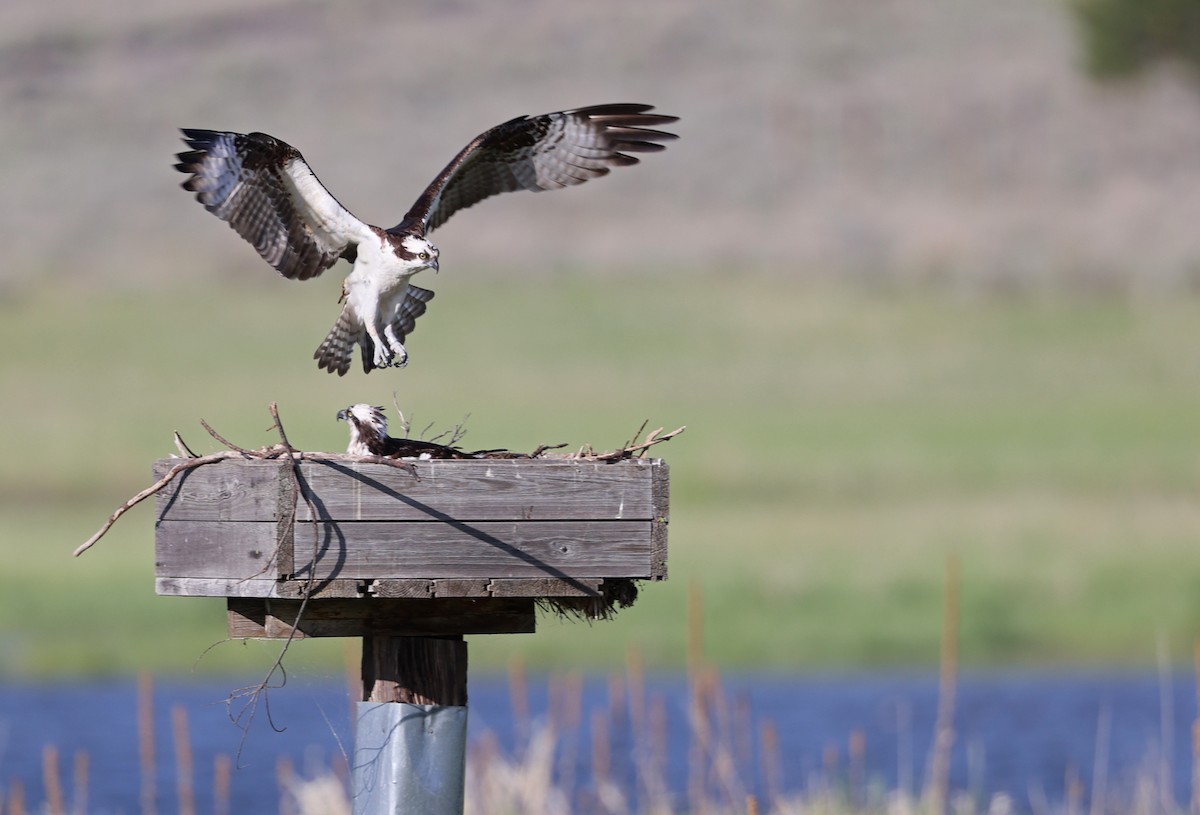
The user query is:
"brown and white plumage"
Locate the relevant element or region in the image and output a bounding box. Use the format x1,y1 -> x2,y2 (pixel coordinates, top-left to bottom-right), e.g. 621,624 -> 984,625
175,104 -> 678,374
337,404 -> 480,459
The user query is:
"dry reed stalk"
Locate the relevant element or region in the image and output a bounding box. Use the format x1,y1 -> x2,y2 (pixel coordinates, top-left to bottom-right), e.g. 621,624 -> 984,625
592,708 -> 611,789
746,794 -> 760,815
508,657 -> 530,754
687,579 -> 704,671
70,751 -> 88,815
926,552 -> 960,815
170,705 -> 195,815
138,672 -> 156,815
759,721 -> 780,808
734,692 -> 753,799
849,729 -> 867,810
707,670 -> 744,810
1193,638 -> 1200,814
551,672 -> 584,802
41,746 -> 63,815
626,647 -> 667,812
1158,632 -> 1176,814
687,579 -> 709,813
1066,764 -> 1083,815
8,778 -> 25,815
342,639 -> 358,735
626,648 -> 645,726
276,757 -> 297,815
608,671 -> 626,729
1089,703 -> 1111,815
213,754 -> 231,815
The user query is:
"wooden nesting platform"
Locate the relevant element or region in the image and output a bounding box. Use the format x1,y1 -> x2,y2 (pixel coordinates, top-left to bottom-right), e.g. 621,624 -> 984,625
153,457 -> 668,639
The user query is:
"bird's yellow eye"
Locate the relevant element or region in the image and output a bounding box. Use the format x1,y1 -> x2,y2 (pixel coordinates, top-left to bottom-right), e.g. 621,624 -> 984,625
419,252 -> 429,260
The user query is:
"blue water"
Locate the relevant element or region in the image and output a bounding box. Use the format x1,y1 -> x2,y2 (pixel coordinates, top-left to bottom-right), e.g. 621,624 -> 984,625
0,671 -> 1194,813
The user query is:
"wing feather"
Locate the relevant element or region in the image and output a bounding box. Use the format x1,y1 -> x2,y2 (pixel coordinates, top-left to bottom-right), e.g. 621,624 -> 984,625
394,104 -> 678,234
176,129 -> 372,280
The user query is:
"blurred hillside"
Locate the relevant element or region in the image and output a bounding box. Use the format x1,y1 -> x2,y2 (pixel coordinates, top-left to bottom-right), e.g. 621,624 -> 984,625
2,0 -> 1200,293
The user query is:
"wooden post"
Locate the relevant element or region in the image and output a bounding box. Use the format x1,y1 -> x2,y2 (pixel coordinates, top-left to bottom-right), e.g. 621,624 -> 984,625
362,635 -> 468,705
353,635 -> 469,815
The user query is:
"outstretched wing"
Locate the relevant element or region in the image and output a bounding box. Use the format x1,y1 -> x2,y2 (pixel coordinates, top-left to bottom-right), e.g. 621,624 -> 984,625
175,129 -> 374,280
390,284 -> 436,346
393,104 -> 678,234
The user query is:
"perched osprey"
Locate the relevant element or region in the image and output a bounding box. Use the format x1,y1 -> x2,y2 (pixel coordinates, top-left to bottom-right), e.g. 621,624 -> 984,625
175,104 -> 678,374
337,404 -> 481,459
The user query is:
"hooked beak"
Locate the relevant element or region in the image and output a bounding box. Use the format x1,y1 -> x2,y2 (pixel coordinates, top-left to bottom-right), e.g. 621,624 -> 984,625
336,408 -> 349,422
430,256 -> 439,273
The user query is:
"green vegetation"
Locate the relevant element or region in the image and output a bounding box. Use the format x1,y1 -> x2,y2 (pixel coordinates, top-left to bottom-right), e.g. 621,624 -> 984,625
1073,0 -> 1200,79
3,270 -> 1200,677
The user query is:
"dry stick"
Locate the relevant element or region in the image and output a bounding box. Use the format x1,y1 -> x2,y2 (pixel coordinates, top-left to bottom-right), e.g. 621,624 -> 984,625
73,450 -> 246,556
594,425 -> 686,462
75,434 -> 417,559
224,403 -> 332,765
199,419 -> 261,457
172,431 -> 198,459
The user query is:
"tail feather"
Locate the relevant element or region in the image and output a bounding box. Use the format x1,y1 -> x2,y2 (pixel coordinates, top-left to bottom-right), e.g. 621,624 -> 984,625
314,307 -> 366,376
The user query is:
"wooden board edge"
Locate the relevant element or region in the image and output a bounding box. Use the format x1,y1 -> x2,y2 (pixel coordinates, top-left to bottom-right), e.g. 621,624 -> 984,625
227,597 -> 537,639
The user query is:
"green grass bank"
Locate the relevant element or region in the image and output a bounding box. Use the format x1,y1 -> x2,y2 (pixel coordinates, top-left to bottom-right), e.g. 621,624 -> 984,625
3,269 -> 1199,676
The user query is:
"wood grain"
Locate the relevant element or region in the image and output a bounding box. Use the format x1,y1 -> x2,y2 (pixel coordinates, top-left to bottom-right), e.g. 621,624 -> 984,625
154,457 -> 669,601
226,598 -> 535,639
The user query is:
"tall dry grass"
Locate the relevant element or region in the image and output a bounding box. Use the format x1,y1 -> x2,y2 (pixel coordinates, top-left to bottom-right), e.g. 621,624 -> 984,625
5,574 -> 1199,814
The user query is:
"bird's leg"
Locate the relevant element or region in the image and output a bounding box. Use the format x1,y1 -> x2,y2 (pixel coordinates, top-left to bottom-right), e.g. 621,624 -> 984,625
366,322 -> 395,368
383,323 -> 409,368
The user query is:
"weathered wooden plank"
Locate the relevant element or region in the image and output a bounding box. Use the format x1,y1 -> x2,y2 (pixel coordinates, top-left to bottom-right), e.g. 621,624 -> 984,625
154,458 -> 660,522
295,459 -> 657,521
370,579 -> 434,599
431,579 -> 491,598
285,520 -> 654,580
488,578 -> 604,597
651,460 -> 670,579
157,577 -> 282,598
154,460 -> 285,521
227,598 -> 536,638
155,521 -> 281,580
275,467 -> 297,576
273,578 -> 363,599
157,577 -> 372,599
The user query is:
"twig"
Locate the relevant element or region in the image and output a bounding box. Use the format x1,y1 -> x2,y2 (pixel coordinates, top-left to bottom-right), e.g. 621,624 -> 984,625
73,451 -> 246,557
173,431 -> 198,459
390,392 -> 413,439
74,418 -> 419,558
593,424 -> 686,461
200,419 -> 258,457
224,402 -> 314,762
267,403 -> 301,462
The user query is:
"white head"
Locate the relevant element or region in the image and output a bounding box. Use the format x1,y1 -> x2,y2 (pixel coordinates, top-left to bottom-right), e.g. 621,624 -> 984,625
399,234 -> 439,272
336,404 -> 388,455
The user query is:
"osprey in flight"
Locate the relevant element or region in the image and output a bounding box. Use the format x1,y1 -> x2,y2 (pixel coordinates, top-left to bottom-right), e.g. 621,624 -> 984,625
175,104 -> 678,375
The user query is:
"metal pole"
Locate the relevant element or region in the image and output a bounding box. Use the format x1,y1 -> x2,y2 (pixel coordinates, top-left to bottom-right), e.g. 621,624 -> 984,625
353,635 -> 469,815
351,702 -> 467,815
